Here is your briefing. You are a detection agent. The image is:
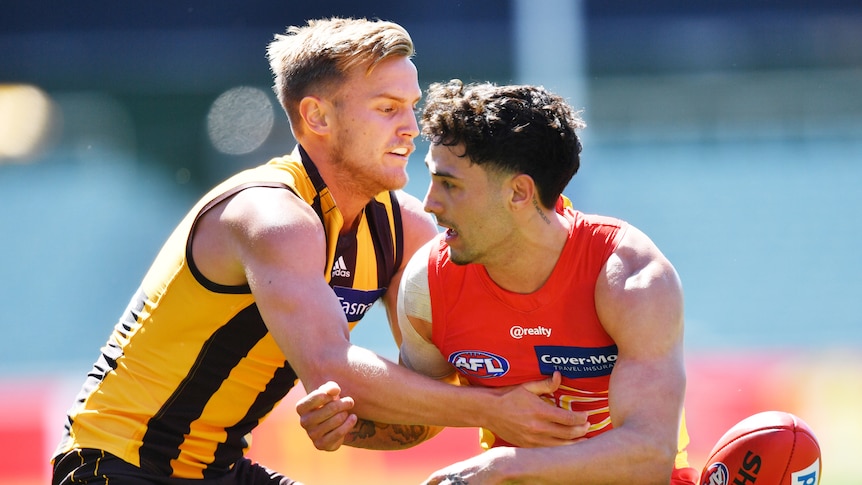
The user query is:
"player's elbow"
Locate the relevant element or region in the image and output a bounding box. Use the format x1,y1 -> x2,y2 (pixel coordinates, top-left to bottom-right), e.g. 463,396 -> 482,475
639,439 -> 679,484
617,431 -> 679,484
297,346 -> 362,396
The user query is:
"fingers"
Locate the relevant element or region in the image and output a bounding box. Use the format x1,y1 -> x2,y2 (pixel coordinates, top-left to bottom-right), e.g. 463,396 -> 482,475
296,381 -> 358,451
295,381 -> 342,415
519,371 -> 562,396
526,401 -> 590,446
515,421 -> 589,447
309,406 -> 358,451
547,401 -> 588,427
491,375 -> 592,447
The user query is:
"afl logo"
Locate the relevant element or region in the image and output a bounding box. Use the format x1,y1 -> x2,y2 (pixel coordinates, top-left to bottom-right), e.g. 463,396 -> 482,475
701,462 -> 729,485
448,350 -> 510,379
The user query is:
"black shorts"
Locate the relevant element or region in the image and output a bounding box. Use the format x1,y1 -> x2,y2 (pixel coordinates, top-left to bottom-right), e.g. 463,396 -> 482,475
52,449 -> 298,485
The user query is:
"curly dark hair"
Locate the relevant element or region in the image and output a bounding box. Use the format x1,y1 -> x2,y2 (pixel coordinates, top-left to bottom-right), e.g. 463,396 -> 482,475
420,80 -> 585,208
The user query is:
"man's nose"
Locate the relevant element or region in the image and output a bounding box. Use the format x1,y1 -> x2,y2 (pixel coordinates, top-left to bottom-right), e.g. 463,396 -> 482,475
422,189 -> 439,215
401,111 -> 419,139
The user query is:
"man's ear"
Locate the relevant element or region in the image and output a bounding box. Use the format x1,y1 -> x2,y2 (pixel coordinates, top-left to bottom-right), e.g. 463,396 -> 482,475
298,96 -> 330,135
508,173 -> 536,209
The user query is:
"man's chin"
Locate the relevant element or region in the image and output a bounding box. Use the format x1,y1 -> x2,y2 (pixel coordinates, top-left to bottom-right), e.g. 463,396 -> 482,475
382,172 -> 409,191
447,247 -> 473,266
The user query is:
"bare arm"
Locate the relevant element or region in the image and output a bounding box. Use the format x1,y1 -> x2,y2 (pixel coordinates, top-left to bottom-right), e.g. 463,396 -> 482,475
302,192 -> 446,451
335,237 -> 459,449
326,234 -> 582,451
381,190 -> 441,356
207,187 -> 585,446
423,224 -> 687,485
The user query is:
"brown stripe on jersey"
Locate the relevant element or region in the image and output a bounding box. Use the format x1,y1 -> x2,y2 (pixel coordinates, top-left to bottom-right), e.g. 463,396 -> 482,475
365,193 -> 403,289
59,287 -> 149,445
138,303 -> 279,475
330,233 -> 357,287
389,192 -> 404,274
299,146 -> 329,232
204,363 -> 297,478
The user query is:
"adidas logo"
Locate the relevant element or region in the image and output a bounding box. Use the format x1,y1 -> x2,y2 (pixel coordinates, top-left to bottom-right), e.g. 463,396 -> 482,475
331,256 -> 351,278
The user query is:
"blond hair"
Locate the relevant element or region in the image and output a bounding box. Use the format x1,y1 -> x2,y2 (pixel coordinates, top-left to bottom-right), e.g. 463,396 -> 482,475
267,17 -> 414,127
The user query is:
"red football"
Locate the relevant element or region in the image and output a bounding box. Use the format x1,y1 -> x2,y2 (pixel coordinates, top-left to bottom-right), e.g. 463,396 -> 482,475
700,411 -> 821,485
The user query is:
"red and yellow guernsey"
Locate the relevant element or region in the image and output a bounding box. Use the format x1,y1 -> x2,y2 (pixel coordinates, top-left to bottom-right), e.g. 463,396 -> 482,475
427,197 -> 696,483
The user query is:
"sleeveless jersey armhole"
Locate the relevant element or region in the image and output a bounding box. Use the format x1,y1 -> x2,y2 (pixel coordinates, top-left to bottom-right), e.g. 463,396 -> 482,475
186,181 -> 299,294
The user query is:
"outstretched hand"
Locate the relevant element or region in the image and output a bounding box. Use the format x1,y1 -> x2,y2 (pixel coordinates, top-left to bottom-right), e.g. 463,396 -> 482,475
295,381 -> 357,451
487,371 -> 589,448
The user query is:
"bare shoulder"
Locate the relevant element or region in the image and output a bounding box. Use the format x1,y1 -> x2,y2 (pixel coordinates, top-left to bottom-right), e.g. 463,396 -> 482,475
602,224 -> 680,296
403,238 -> 435,281
220,186 -> 321,238
194,186 -> 324,285
381,191 -> 437,344
596,223 -> 683,354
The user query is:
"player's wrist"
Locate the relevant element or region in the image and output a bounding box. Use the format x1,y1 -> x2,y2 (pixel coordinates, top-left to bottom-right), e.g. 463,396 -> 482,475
468,386 -> 507,430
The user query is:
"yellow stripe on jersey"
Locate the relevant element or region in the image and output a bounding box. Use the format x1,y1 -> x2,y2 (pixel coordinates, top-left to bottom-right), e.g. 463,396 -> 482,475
54,146 -> 403,478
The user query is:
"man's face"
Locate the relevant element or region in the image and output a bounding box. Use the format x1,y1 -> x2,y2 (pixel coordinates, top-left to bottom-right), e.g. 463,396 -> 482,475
423,143 -> 514,265
326,56 -> 421,196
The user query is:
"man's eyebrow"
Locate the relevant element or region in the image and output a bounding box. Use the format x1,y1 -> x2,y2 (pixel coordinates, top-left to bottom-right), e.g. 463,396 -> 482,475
425,161 -> 457,179
373,92 -> 421,105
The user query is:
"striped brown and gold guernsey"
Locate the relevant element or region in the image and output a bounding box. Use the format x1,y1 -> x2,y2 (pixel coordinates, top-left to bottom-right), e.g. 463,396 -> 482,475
53,145 -> 404,478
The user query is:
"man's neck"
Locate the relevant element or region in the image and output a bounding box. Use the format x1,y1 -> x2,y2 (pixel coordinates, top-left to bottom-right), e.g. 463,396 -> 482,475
483,211 -> 570,294
298,143 -> 371,234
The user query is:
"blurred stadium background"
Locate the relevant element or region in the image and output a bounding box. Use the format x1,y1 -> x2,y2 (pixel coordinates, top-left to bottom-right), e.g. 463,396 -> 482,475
2,1 -> 860,483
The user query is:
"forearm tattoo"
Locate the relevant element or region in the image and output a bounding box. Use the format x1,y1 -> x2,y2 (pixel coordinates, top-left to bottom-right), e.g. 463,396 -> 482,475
346,418 -> 432,449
